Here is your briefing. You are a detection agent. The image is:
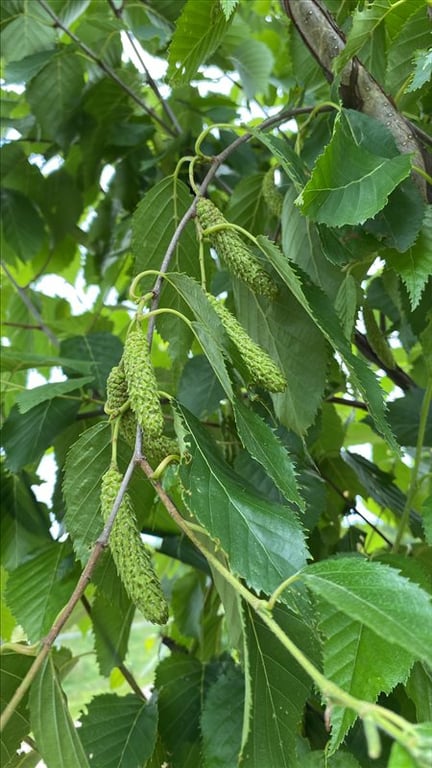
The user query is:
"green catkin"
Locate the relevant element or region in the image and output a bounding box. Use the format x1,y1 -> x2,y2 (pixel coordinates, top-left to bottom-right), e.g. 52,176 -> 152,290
123,326 -> 164,439
101,467 -> 168,624
196,197 -> 278,298
104,364 -> 128,416
262,168 -> 283,218
207,294 -> 287,392
363,306 -> 396,370
119,410 -> 178,464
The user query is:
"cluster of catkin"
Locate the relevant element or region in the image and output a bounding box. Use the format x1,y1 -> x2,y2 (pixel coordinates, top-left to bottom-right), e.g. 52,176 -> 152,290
101,323 -> 175,624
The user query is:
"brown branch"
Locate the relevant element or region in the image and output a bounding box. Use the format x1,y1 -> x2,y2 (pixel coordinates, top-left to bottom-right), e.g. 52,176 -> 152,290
0,448 -> 139,732
36,0 -> 176,137
282,0 -> 428,200
326,396 -> 368,411
354,331 -> 414,391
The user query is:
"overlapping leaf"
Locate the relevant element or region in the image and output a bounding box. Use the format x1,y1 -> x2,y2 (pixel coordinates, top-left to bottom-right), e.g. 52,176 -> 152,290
302,557 -> 432,665
80,694 -> 157,768
176,403 -> 308,597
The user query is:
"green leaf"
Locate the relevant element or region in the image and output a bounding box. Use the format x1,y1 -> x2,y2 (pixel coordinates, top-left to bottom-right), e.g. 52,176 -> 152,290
177,355 -> 225,418
80,694 -> 157,768
234,281 -> 329,435
16,377 -> 93,414
332,0 -> 395,75
4,50 -> 55,84
365,178 -> 425,253
386,388 -> 432,447
176,403 -> 309,598
29,653 -> 90,768
0,188 -> 45,262
230,40 -> 274,99
302,557 -> 432,666
1,399 -> 81,473
406,663 -> 432,722
296,111 -> 412,226
225,173 -> 268,234
5,541 -> 79,643
258,236 -> 398,451
60,333 -> 123,396
281,186 -> 343,299
406,47 -> 432,92
319,604 -> 414,751
156,654 -> 218,767
63,422 -> 154,562
201,664 -> 244,768
92,590 -> 134,677
27,49 -> 84,138
167,0 -> 230,85
386,6 -> 432,96
0,466 -> 51,571
247,129 -> 307,190
241,604 -> 318,768
219,0 -> 238,21
0,348 -> 92,374
388,207 -> 432,310
0,5 -> 56,64
233,398 -> 304,511
0,648 -> 34,767
131,177 -> 199,360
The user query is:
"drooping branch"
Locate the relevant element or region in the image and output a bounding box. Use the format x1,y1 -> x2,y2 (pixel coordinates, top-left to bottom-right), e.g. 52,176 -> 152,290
354,330 -> 415,391
282,0 -> 429,200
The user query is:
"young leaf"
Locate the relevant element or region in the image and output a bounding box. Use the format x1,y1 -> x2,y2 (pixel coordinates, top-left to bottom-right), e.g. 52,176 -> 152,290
296,111 -> 411,226
233,397 -> 305,511
302,557 -> 432,666
29,653 -> 90,768
219,0 -> 238,21
79,694 -> 157,768
406,47 -> 432,92
241,604 -> 318,768
167,0 -> 231,85
176,403 -> 309,598
5,541 -> 79,643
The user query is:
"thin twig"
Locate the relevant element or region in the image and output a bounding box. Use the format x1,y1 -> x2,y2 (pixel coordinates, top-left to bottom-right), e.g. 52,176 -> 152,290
1,261 -> 59,348
80,595 -> 146,699
354,331 -> 415,391
36,0 -> 176,136
326,396 -> 368,411
106,0 -> 182,135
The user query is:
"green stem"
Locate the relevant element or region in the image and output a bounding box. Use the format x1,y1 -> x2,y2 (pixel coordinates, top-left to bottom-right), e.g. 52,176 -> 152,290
188,156 -> 201,196
411,164 -> 432,185
393,379 -> 432,552
202,222 -> 258,247
195,122 -> 248,157
198,235 -> 207,290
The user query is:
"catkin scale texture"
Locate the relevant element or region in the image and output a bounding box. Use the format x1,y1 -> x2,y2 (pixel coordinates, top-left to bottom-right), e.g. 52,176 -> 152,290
196,198 -> 277,298
101,467 -> 168,624
123,327 -> 164,439
262,168 -> 283,218
119,410 -> 178,465
208,294 -> 287,392
104,364 -> 128,416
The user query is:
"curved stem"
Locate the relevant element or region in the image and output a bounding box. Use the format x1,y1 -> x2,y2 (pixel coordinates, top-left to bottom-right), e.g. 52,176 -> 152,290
202,221 -> 258,247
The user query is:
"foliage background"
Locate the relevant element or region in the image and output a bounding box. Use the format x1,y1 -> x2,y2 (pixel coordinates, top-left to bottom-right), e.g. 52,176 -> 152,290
1,1 -> 432,767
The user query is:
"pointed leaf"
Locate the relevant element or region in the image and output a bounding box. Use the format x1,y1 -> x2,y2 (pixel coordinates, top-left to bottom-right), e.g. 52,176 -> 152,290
333,0 -> 394,75
2,400 -> 80,473
0,8 -> 56,64
60,333 -> 123,396
219,0 -> 238,20
296,112 -> 411,226
230,40 -> 274,99
80,694 -> 157,768
167,0 -> 230,85
29,653 -> 90,768
92,590 -> 134,677
386,6 -> 431,95
5,541 -> 79,643
407,47 -> 432,92
318,604 -> 414,751
388,207 -> 432,310
258,236 -> 398,451
0,648 -> 34,767
176,403 -> 308,598
241,604 -> 318,768
27,51 -> 84,138
233,398 -> 304,511
16,377 -> 94,414
302,557 -> 432,666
